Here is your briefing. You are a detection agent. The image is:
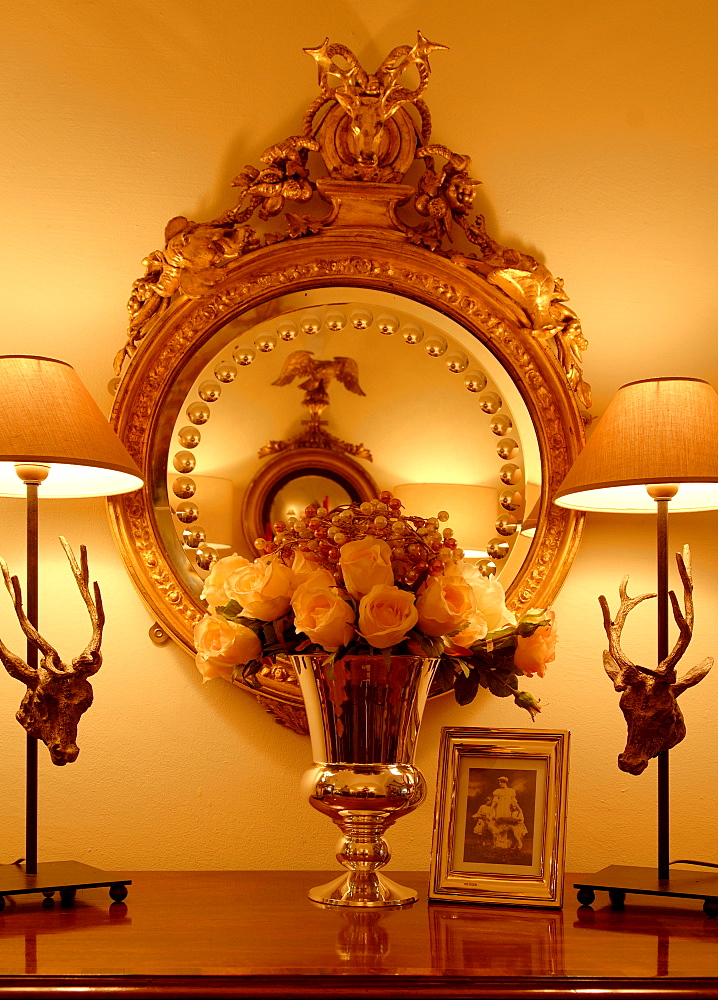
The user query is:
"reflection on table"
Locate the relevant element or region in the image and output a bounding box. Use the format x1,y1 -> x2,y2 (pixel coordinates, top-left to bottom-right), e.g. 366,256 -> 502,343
1,870 -> 718,997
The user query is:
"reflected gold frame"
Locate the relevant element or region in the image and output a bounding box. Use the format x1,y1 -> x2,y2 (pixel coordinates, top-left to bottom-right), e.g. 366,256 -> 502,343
429,727 -> 570,908
107,35 -> 588,730
239,447 -> 378,555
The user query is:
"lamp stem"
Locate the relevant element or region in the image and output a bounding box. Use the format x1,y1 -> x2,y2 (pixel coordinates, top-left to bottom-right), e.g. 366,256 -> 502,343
656,497 -> 670,880
25,481 -> 39,876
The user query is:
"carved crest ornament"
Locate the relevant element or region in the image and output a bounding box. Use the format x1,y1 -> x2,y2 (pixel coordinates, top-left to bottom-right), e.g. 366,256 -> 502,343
108,34 -> 590,731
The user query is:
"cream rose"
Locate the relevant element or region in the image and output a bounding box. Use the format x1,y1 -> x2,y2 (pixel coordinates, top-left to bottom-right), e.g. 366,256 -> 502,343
200,553 -> 250,610
228,555 -> 294,621
514,611 -> 557,677
415,567 -> 477,638
461,562 -> 517,632
358,584 -> 418,650
292,580 -> 355,651
194,613 -> 261,682
339,536 -> 394,600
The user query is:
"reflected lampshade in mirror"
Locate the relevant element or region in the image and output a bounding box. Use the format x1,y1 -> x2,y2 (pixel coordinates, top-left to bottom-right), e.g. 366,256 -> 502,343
391,483 -> 499,559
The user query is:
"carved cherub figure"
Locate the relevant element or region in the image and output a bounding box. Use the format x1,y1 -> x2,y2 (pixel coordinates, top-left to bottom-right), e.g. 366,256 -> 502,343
0,538 -> 104,766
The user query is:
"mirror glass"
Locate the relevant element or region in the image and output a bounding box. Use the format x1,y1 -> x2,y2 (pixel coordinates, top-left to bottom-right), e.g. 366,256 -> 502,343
158,288 -> 541,597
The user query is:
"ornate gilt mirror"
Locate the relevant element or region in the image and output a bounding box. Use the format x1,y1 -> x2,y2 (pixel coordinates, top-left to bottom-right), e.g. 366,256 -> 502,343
108,34 -> 590,730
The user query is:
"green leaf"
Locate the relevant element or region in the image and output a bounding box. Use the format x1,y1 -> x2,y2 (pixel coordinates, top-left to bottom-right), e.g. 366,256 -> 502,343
516,618 -> 551,638
241,659 -> 264,689
407,629 -> 443,658
434,657 -> 458,693
453,668 -> 481,706
216,600 -> 243,621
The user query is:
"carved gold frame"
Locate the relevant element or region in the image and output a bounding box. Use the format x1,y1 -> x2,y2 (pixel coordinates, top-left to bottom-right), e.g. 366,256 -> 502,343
107,34 -> 588,731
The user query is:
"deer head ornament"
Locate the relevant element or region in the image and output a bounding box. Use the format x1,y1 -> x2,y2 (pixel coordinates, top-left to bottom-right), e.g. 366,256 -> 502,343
0,538 -> 104,765
600,546 -> 712,775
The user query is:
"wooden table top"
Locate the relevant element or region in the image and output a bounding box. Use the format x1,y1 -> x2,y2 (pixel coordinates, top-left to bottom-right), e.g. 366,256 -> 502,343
1,869 -> 718,997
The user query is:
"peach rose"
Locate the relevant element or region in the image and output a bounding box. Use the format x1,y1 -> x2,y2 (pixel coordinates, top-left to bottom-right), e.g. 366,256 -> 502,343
291,558 -> 336,594
200,553 -> 250,610
339,536 -> 394,600
194,613 -> 261,682
292,579 -> 355,651
290,550 -> 324,590
228,555 -> 294,621
443,610 -> 489,655
514,611 -> 557,677
415,567 -> 477,638
358,584 -> 418,650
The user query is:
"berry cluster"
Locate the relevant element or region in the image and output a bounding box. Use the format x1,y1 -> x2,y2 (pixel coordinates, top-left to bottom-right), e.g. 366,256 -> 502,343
255,490 -> 465,589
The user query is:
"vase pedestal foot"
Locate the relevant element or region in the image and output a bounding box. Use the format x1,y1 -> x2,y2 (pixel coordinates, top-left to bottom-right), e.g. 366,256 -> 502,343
309,871 -> 418,907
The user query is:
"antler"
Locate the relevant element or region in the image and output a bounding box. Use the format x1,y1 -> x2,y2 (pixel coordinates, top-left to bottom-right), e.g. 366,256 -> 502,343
0,556 -> 62,670
377,32 -> 447,117
661,545 -> 694,677
599,575 -> 657,678
304,39 -> 367,103
59,537 -> 105,674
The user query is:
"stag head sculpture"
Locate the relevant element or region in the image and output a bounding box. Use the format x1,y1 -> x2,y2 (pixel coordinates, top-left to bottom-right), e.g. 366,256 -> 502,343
0,537 -> 104,766
600,546 -> 713,775
305,32 -> 447,173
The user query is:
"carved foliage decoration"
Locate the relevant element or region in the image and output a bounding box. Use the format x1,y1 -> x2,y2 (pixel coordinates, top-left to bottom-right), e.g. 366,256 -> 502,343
113,33 -> 591,412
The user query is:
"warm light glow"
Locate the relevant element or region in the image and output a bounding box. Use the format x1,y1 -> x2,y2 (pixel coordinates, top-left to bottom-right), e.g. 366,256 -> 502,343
0,462 -> 143,499
554,377 -> 718,514
556,481 -> 718,514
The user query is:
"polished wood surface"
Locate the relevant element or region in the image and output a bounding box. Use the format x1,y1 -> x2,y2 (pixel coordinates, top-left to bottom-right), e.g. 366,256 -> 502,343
1,870 -> 718,997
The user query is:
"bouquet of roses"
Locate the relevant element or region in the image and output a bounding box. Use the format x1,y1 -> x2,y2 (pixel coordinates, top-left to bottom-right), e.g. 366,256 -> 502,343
193,491 -> 556,718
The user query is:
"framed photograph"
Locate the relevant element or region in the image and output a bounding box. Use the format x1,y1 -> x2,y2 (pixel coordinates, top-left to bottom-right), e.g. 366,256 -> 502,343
429,727 -> 569,908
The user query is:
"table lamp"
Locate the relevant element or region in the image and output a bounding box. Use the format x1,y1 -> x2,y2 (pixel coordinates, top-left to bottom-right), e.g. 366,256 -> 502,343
554,376 -> 718,911
0,355 -> 143,908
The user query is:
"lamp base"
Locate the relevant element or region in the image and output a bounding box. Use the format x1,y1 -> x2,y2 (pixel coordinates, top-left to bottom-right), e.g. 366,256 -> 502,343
574,865 -> 718,917
0,860 -> 131,911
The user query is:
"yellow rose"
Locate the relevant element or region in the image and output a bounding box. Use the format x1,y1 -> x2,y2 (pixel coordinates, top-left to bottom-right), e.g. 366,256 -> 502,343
358,584 -> 418,650
227,555 -> 294,621
292,579 -> 355,651
339,536 -> 394,600
514,611 -> 557,678
194,613 -> 261,682
415,567 -> 477,637
200,553 -> 250,610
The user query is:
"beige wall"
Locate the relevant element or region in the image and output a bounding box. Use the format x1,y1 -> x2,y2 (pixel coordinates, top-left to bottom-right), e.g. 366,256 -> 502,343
1,0 -> 717,875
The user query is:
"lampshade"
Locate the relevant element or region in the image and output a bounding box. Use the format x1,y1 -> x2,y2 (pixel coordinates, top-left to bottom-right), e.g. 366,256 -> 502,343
0,355 -> 143,498
391,483 -> 497,557
554,377 -> 718,513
